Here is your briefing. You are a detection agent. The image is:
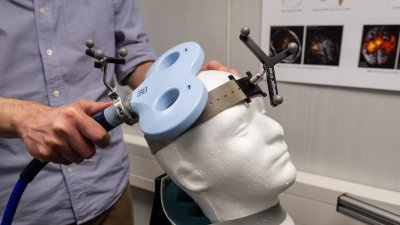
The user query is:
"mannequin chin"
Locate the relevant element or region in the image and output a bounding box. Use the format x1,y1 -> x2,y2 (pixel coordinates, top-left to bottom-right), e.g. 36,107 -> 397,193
155,70 -> 297,224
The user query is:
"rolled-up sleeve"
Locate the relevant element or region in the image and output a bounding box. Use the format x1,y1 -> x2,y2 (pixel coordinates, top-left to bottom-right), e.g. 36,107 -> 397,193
113,0 -> 157,85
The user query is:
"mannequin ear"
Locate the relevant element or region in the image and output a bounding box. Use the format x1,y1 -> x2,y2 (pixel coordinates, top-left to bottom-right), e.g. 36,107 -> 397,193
175,164 -> 209,193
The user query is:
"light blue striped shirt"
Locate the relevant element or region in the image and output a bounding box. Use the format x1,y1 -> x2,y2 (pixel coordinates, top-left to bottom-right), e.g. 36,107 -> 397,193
0,0 -> 156,224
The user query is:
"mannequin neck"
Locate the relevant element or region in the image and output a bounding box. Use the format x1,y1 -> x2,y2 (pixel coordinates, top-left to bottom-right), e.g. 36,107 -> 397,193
190,190 -> 283,223
209,202 -> 293,225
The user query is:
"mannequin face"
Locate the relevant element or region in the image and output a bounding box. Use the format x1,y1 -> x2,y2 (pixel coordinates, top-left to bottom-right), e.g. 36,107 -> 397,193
155,70 -> 296,220
202,97 -> 295,197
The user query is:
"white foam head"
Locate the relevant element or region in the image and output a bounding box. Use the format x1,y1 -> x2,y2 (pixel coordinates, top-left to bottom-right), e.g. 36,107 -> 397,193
155,70 -> 296,223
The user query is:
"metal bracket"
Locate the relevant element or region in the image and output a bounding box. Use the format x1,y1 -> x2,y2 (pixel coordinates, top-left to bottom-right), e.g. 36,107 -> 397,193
239,26 -> 298,107
85,39 -> 137,125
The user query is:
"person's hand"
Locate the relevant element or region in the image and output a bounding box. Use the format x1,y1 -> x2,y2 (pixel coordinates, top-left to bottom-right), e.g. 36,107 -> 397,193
16,99 -> 112,165
201,60 -> 240,76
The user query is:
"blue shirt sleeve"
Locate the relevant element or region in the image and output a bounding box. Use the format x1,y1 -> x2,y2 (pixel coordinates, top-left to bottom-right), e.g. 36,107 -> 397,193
113,0 -> 157,85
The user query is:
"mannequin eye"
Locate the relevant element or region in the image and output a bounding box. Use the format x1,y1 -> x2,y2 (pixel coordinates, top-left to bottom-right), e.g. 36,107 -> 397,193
233,123 -> 248,137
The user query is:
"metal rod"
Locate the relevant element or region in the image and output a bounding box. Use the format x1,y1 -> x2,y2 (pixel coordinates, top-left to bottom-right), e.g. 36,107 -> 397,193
337,193 -> 400,225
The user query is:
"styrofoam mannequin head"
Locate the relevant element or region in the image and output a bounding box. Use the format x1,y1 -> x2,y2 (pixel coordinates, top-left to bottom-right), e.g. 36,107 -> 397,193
154,70 -> 296,223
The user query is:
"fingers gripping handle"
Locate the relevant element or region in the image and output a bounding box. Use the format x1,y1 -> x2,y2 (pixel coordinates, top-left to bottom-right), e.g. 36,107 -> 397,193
1,107 -> 120,225
21,106 -> 120,182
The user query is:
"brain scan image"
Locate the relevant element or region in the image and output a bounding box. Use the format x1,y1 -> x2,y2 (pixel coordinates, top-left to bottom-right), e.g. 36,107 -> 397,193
304,26 -> 343,66
359,26 -> 399,69
270,26 -> 304,64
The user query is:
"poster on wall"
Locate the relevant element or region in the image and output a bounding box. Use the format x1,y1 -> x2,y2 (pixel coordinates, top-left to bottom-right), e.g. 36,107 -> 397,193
261,0 -> 400,91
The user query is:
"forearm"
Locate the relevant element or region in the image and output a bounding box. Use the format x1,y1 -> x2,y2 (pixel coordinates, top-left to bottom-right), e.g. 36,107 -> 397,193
0,97 -> 111,164
0,97 -> 49,138
126,61 -> 154,89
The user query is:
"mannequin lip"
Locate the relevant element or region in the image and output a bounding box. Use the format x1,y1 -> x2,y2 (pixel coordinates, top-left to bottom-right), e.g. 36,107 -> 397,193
277,151 -> 290,164
271,145 -> 290,166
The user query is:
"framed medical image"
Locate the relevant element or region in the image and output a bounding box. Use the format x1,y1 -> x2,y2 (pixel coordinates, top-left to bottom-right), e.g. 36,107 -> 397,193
358,25 -> 400,69
261,0 -> 400,91
304,25 -> 343,66
270,26 -> 304,64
